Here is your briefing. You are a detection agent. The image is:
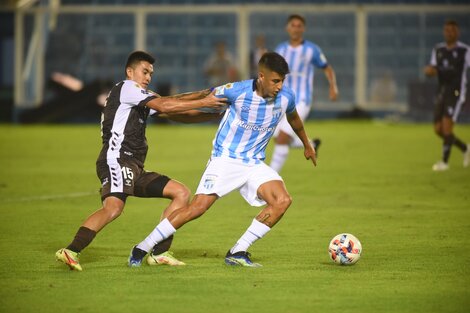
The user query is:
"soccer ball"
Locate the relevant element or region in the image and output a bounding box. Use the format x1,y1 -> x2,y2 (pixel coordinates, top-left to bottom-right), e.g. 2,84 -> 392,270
328,233 -> 362,265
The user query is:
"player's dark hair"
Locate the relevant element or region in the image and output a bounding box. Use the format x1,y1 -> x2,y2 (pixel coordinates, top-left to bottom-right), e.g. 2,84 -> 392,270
445,20 -> 459,28
287,14 -> 306,25
125,50 -> 155,76
258,52 -> 290,76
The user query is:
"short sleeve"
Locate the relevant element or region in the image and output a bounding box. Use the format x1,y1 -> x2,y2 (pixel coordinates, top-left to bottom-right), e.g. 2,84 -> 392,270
312,44 -> 328,69
429,48 -> 437,66
120,81 -> 156,108
465,47 -> 470,67
286,91 -> 296,114
214,82 -> 237,102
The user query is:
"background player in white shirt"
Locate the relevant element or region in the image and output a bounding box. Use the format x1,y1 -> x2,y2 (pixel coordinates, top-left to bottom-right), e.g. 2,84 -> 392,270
129,52 -> 317,267
270,14 -> 339,173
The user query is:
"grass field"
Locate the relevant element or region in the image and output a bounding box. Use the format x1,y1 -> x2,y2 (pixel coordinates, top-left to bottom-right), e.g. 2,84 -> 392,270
0,120 -> 469,313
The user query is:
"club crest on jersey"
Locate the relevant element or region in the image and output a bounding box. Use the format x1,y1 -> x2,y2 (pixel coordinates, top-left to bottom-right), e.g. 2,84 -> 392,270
203,174 -> 218,190
241,106 -> 250,112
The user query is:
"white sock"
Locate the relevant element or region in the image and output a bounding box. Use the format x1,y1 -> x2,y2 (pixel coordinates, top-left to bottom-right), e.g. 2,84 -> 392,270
290,136 -> 303,148
230,219 -> 271,254
137,218 -> 176,253
270,144 -> 289,173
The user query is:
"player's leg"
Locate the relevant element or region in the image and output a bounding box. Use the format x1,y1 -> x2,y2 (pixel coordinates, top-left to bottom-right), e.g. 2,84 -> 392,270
450,99 -> 470,167
270,115 -> 293,172
56,158 -> 131,270
56,195 -> 126,271
133,172 -> 190,265
226,180 -> 291,267
149,180 -> 190,265
433,96 -> 468,170
129,194 -> 217,267
226,162 -> 290,267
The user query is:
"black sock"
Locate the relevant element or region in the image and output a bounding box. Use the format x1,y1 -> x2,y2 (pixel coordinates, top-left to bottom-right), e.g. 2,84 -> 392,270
151,235 -> 174,255
452,135 -> 467,152
132,246 -> 148,259
443,134 -> 454,163
67,226 -> 97,253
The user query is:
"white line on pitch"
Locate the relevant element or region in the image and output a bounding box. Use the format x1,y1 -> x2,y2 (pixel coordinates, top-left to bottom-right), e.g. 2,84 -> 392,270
0,191 -> 97,203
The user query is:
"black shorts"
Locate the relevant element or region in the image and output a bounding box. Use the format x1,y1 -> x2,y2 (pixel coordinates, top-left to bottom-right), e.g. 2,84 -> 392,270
96,158 -> 171,202
434,87 -> 465,122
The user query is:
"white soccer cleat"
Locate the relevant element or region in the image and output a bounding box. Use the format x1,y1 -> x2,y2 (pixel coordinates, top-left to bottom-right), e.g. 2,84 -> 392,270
463,144 -> 470,168
432,161 -> 449,172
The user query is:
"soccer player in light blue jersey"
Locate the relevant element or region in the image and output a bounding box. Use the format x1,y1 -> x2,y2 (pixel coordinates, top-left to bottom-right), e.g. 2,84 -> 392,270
128,52 -> 317,267
270,14 -> 339,173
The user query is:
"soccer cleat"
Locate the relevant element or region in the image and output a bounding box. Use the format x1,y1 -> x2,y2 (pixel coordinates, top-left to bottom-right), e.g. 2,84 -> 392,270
55,248 -> 82,271
224,250 -> 262,267
463,144 -> 470,168
147,251 -> 186,266
128,246 -> 146,268
432,161 -> 449,172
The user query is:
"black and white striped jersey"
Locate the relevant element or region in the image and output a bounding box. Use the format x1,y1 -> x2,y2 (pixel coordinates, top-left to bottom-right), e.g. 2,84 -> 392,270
97,80 -> 157,165
430,41 -> 470,97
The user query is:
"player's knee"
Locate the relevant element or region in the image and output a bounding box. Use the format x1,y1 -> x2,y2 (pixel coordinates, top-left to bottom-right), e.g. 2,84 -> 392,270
172,185 -> 191,203
275,194 -> 292,213
103,204 -> 123,220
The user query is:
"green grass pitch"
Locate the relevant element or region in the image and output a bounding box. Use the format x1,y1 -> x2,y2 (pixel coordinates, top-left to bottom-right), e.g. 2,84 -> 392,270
0,120 -> 469,313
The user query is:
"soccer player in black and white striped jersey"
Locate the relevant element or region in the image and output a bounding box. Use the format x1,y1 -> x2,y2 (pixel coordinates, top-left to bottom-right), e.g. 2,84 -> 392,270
55,51 -> 226,271
425,20 -> 470,171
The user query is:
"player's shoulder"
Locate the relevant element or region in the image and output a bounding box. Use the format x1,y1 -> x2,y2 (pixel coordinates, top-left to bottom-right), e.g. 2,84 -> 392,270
121,80 -> 148,94
275,41 -> 289,52
215,80 -> 251,96
434,42 -> 447,50
303,40 -> 321,50
456,41 -> 470,50
280,84 -> 296,100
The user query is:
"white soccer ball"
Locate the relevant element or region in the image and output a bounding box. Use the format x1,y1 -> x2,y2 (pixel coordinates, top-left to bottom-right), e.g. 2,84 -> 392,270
328,233 -> 362,265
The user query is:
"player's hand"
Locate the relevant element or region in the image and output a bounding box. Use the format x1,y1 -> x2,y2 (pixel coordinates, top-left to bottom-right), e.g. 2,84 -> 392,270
424,65 -> 437,77
304,143 -> 317,167
329,85 -> 339,101
203,89 -> 228,109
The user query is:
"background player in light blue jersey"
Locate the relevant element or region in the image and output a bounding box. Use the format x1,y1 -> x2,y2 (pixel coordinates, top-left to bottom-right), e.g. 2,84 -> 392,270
270,14 -> 339,173
128,52 -> 317,267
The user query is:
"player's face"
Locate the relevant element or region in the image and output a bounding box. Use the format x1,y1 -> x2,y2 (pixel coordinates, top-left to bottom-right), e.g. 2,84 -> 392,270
126,61 -> 154,89
286,18 -> 305,41
258,69 -> 285,98
443,24 -> 459,45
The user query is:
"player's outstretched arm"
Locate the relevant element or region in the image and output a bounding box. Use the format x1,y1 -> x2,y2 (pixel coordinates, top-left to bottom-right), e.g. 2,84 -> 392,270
159,109 -> 225,124
146,89 -> 227,114
167,88 -> 212,101
287,110 -> 317,166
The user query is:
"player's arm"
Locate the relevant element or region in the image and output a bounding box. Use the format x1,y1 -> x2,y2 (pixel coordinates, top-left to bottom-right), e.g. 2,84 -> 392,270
166,88 -> 213,101
323,65 -> 339,101
158,108 -> 226,123
286,110 -> 316,166
424,48 -> 438,77
145,89 -> 226,114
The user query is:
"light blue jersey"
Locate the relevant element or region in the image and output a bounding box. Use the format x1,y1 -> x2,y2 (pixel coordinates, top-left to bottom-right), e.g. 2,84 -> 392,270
212,79 -> 296,164
275,40 -> 328,107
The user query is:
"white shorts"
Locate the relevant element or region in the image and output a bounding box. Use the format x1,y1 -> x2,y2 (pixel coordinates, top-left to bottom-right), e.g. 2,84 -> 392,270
274,103 -> 311,138
195,156 -> 283,207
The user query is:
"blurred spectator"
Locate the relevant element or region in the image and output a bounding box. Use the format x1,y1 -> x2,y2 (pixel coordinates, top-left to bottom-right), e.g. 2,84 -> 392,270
250,35 -> 268,78
370,70 -> 397,104
19,72 -> 113,123
204,42 -> 239,86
